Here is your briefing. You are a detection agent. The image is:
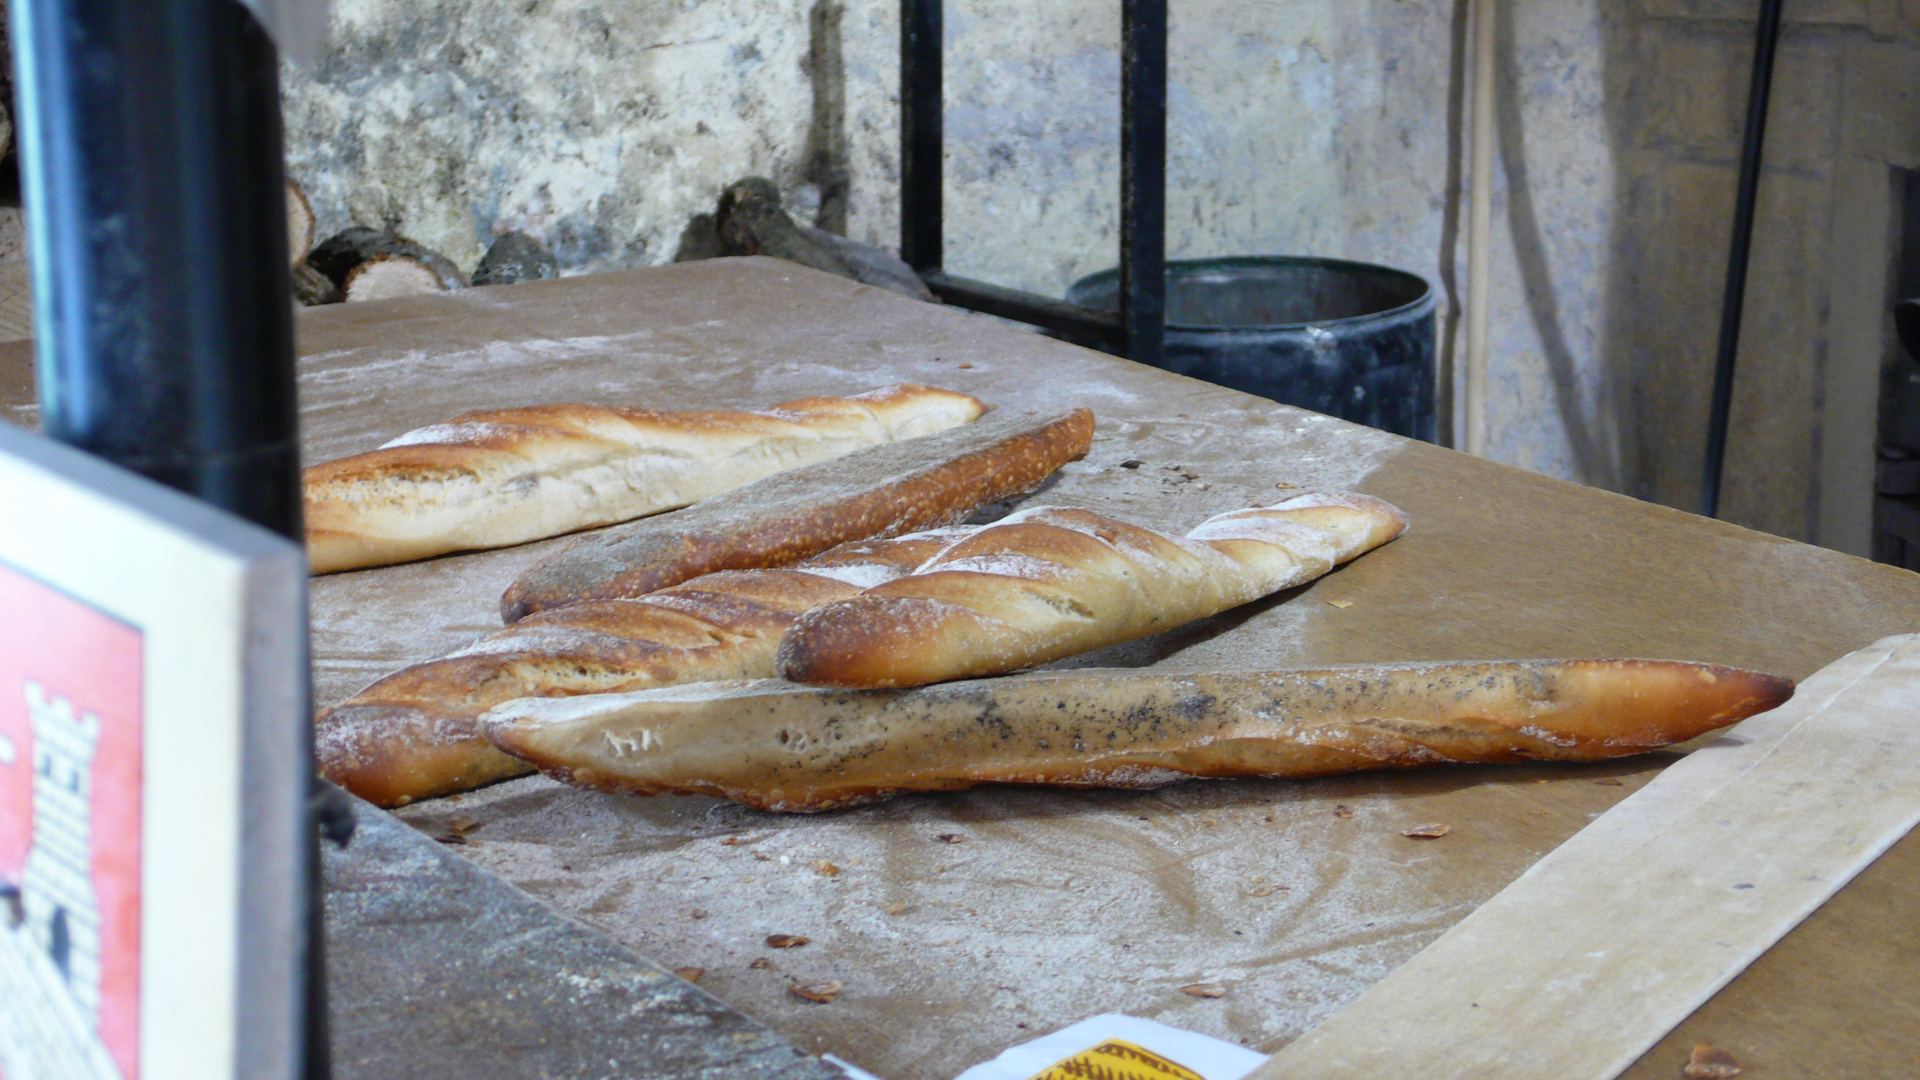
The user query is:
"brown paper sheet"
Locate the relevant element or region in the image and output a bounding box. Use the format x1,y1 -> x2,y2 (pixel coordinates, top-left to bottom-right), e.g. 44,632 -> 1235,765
5,258 -> 1917,1079
1254,634 -> 1920,1080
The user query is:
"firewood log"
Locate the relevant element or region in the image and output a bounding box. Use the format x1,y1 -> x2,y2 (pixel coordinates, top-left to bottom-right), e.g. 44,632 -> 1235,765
285,179 -> 315,268
472,230 -> 558,287
308,226 -> 468,295
342,254 -> 465,302
291,260 -> 341,306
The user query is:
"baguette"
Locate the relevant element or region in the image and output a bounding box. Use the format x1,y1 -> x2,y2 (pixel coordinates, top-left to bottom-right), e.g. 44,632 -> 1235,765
501,406 -> 1095,621
316,530 -> 971,807
479,661 -> 1796,811
778,493 -> 1409,689
304,383 -> 984,573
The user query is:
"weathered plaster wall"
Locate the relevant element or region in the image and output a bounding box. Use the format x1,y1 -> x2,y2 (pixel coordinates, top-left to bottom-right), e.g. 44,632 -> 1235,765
282,0 -> 889,273
280,0 -> 1920,549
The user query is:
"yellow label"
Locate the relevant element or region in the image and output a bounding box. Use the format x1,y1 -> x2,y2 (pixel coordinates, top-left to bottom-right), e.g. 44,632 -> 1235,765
1029,1038 -> 1206,1080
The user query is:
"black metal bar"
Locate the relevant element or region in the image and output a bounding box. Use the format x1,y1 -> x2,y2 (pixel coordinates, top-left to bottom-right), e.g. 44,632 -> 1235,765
922,270 -> 1123,348
15,0 -> 303,536
11,0 -> 323,1075
1119,0 -> 1167,366
1701,0 -> 1785,518
900,0 -> 943,272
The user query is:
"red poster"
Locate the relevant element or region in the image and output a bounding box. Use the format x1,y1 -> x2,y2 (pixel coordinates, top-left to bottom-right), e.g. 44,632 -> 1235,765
0,559 -> 144,1080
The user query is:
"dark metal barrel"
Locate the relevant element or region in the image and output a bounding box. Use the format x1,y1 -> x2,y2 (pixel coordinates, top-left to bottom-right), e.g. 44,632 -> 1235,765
1069,256 -> 1437,442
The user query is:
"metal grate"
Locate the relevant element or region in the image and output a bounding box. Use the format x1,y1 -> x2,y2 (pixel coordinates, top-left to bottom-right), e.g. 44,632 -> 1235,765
898,0 -> 1166,364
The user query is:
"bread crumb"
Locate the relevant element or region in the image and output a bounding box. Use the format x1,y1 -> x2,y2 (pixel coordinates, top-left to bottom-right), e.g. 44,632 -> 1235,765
1332,805 -> 1356,819
1325,599 -> 1354,609
1683,1044 -> 1742,1078
815,860 -> 841,877
1402,823 -> 1451,839
766,934 -> 811,948
673,966 -> 705,982
791,980 -> 844,1003
1181,983 -> 1227,998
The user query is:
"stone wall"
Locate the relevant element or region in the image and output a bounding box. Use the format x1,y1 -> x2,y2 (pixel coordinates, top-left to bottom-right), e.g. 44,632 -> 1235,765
277,0 -> 1920,551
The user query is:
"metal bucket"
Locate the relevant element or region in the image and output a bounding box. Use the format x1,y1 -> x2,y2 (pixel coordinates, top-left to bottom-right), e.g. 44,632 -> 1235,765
1068,256 -> 1437,441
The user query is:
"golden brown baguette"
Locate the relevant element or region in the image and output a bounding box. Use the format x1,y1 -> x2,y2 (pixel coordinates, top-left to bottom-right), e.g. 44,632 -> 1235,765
501,406 -> 1095,622
304,383 -> 984,573
479,660 -> 1795,811
316,531 -> 970,807
778,493 -> 1409,689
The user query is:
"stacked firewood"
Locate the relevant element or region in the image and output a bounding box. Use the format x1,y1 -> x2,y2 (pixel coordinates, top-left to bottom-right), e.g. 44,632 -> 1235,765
285,180 -> 557,306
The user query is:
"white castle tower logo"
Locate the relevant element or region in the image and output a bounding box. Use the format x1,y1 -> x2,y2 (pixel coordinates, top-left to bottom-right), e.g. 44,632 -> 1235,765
0,679 -> 124,1080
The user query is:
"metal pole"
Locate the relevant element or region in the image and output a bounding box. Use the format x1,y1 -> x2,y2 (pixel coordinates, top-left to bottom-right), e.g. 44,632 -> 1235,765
1701,0 -> 1785,518
900,0 -> 943,273
1464,0 -> 1495,458
15,0 -> 303,535
1119,0 -> 1166,365
10,0 -> 323,1075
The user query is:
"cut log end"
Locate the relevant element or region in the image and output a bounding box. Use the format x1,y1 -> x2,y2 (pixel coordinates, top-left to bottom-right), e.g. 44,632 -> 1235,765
285,179 -> 315,268
344,255 -> 455,302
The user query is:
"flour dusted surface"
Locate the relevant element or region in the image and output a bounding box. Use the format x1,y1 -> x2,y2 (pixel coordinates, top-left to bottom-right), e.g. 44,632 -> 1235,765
397,754 -> 1659,1078
302,261 -> 1452,1077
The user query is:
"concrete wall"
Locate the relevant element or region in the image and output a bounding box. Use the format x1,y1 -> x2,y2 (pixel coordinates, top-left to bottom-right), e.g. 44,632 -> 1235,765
280,0 -> 1920,550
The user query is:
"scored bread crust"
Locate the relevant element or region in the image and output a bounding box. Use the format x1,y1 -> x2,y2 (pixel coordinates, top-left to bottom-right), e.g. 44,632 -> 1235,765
501,406 -> 1095,622
479,660 -> 1796,812
777,492 -> 1410,689
316,531 -> 970,807
304,383 -> 985,573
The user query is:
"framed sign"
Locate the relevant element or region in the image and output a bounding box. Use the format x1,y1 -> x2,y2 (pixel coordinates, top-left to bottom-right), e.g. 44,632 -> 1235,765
0,420 -> 310,1080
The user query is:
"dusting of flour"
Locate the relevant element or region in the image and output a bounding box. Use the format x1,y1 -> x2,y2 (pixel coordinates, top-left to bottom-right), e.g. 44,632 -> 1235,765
306,262 -> 1435,1076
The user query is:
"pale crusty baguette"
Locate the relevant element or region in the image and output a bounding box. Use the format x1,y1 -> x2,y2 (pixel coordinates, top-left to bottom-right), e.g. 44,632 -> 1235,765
778,493 -> 1409,689
479,661 -> 1795,811
501,406 -> 1095,621
304,383 -> 984,573
316,530 -> 972,807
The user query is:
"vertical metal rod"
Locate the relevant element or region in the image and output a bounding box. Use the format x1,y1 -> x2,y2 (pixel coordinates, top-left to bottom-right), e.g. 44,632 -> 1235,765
11,0 -> 322,1076
17,0 -> 303,536
1119,0 -> 1167,365
1463,0 -> 1495,458
900,0 -> 943,272
1702,0 -> 1785,518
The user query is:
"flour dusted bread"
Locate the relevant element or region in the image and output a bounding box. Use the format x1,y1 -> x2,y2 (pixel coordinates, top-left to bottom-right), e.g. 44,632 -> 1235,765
502,406 -> 1095,621
480,660 -> 1795,811
778,493 -> 1409,688
304,383 -> 984,573
316,531 -> 970,806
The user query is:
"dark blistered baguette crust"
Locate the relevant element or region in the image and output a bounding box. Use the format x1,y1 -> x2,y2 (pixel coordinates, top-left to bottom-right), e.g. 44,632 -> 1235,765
777,493 -> 1410,689
315,531 -> 968,807
500,407 -> 1096,621
479,660 -> 1796,812
304,384 -> 985,574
